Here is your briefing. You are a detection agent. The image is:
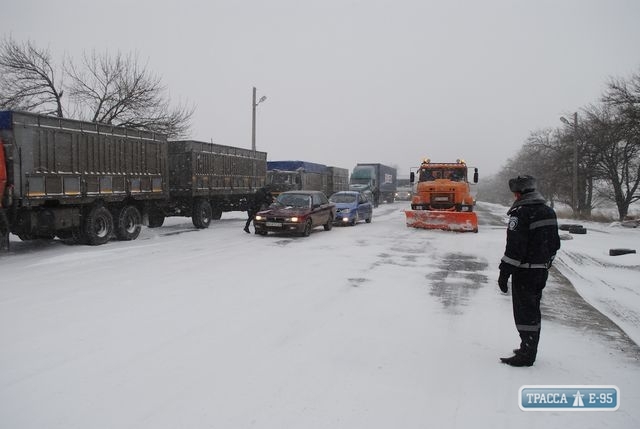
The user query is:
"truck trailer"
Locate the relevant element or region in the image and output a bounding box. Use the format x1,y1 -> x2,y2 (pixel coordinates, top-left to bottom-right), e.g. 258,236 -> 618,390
349,163 -> 397,207
0,111 -> 267,250
266,161 -> 348,197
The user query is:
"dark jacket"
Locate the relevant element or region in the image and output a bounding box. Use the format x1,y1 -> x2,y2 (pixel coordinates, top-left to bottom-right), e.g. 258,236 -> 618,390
500,191 -> 561,273
251,187 -> 273,212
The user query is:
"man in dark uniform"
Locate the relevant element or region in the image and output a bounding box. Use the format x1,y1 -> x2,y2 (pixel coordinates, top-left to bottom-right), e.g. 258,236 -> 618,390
498,175 -> 560,367
244,185 -> 274,233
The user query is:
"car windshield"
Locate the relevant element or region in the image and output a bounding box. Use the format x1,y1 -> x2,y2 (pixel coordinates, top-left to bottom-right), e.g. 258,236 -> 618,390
277,193 -> 311,208
330,193 -> 356,204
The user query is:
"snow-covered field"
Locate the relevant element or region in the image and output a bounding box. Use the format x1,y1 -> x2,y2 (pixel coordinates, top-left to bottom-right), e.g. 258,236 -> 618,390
1,201 -> 639,428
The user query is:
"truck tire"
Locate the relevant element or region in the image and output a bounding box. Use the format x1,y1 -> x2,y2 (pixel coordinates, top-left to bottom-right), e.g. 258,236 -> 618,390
114,205 -> 142,241
84,205 -> 113,246
560,223 -> 582,231
568,225 -> 587,234
609,248 -> 636,256
147,209 -> 165,228
0,209 -> 9,251
192,199 -> 212,229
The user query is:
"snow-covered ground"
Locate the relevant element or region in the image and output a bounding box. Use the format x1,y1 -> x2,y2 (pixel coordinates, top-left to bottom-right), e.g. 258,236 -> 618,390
1,201 -> 639,428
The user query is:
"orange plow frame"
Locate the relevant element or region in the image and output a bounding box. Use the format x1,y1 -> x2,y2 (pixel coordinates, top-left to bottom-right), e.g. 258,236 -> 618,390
405,210 -> 478,232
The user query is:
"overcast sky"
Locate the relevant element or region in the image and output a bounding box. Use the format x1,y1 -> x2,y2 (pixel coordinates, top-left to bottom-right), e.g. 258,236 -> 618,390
5,0 -> 640,176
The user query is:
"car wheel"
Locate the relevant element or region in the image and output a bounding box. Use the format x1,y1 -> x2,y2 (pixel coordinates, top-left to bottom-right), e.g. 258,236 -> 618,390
351,213 -> 359,226
302,219 -> 313,237
324,216 -> 333,231
365,212 -> 372,223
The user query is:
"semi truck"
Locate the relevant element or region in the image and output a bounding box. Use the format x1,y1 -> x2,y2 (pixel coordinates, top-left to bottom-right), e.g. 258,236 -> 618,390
349,163 -> 397,207
266,161 -> 349,197
0,111 -> 267,250
404,157 -> 479,232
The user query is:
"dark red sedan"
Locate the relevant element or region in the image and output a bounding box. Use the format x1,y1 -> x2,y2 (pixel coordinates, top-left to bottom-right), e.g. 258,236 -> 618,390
253,191 -> 335,237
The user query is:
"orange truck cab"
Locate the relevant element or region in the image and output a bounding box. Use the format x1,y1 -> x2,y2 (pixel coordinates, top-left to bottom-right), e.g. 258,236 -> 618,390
405,158 -> 479,232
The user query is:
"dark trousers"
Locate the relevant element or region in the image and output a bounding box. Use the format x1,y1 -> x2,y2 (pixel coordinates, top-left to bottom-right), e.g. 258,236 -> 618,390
511,269 -> 548,361
245,209 -> 258,229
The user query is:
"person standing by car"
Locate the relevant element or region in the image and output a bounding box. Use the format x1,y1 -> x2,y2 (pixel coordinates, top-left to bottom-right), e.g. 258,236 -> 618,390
244,185 -> 274,233
498,175 -> 560,367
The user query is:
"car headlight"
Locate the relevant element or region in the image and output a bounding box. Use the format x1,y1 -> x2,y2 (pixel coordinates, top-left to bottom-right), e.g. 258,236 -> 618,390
255,215 -> 264,220
289,217 -> 299,222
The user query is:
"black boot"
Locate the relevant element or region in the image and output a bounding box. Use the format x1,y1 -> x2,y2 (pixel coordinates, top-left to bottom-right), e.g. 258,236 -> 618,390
503,331 -> 538,366
500,354 -> 534,367
243,225 -> 250,233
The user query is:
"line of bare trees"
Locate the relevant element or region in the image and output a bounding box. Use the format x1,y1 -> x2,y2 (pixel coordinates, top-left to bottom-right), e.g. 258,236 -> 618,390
0,37 -> 194,138
479,68 -> 640,221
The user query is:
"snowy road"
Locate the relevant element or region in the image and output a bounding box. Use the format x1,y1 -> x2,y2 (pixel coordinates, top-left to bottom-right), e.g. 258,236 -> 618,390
1,202 -> 639,428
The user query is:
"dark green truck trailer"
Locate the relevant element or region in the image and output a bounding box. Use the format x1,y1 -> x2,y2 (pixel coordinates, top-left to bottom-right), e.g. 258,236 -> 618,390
0,111 -> 267,250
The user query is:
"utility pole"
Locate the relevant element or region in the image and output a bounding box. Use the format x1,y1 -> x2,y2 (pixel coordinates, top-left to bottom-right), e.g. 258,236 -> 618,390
251,87 -> 267,152
560,112 -> 579,218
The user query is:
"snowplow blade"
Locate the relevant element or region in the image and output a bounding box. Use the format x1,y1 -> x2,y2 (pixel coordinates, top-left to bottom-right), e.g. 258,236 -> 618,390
405,210 -> 478,232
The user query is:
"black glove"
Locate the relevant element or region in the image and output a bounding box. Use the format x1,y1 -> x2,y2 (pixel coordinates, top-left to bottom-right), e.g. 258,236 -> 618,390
498,271 -> 510,293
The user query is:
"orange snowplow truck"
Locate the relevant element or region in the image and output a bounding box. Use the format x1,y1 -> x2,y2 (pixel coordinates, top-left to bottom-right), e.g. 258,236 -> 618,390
405,158 -> 479,232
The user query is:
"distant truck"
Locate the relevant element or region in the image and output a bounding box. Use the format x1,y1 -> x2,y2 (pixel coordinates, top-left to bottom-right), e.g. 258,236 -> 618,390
0,111 -> 266,250
266,161 -> 349,197
349,163 -> 397,207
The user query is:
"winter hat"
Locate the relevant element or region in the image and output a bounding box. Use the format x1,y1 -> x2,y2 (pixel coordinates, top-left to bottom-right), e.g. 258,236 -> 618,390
508,175 -> 537,193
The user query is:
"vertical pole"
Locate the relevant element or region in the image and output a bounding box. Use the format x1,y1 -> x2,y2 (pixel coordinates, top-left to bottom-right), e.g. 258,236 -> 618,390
572,112 -> 579,218
251,86 -> 257,152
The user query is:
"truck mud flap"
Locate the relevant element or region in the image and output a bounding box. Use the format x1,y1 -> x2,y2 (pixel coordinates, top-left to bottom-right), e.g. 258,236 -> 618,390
405,210 -> 478,233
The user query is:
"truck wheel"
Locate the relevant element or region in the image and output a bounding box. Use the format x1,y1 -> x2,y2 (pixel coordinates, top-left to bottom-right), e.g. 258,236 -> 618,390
192,199 -> 212,229
114,205 -> 142,241
147,209 -> 165,228
0,209 -> 9,251
85,206 -> 113,245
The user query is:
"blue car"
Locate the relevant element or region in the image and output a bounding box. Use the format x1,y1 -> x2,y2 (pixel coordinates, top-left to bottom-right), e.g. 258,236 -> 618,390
329,191 -> 373,226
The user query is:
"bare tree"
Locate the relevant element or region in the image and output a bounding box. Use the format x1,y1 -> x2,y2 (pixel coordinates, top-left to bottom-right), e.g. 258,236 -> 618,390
603,70 -> 640,133
0,38 -> 193,138
0,37 -> 64,116
583,103 -> 640,220
597,71 -> 640,220
65,50 -> 194,138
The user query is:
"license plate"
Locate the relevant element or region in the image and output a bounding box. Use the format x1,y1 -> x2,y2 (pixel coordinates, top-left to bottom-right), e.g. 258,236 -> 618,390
266,222 -> 282,227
